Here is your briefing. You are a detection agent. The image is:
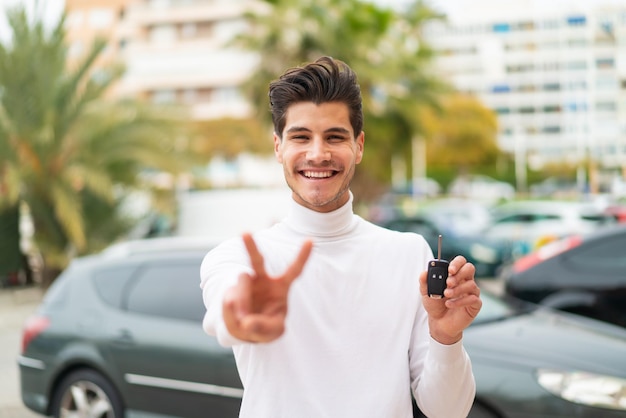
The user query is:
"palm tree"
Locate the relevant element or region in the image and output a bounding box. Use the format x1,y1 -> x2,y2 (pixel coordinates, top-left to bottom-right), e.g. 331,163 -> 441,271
0,6 -> 191,285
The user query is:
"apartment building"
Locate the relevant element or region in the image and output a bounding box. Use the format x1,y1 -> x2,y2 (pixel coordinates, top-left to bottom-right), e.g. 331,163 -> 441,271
424,0 -> 626,174
64,0 -> 625,181
64,0 -> 257,119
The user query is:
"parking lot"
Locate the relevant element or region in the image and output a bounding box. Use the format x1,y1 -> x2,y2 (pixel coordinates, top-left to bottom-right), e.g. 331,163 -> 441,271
0,278 -> 503,418
0,286 -> 43,418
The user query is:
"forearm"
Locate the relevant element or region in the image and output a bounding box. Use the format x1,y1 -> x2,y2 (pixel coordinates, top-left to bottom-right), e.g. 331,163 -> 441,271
201,274 -> 244,346
413,338 -> 476,418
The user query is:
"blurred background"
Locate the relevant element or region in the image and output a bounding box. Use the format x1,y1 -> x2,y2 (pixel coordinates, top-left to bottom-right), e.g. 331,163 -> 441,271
2,0 -> 626,416
1,0 -> 626,287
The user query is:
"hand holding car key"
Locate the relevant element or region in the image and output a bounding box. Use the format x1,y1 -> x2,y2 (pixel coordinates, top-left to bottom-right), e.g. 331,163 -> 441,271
427,235 -> 449,298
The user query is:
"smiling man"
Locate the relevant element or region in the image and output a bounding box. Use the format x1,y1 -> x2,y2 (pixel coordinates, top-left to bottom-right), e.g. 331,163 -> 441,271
200,56 -> 481,418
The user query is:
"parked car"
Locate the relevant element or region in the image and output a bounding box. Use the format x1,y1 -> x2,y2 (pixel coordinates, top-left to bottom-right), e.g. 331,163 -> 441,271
419,198 -> 494,237
500,224 -> 626,328
382,214 -> 512,277
484,200 -> 616,257
19,237 -> 626,418
447,174 -> 515,202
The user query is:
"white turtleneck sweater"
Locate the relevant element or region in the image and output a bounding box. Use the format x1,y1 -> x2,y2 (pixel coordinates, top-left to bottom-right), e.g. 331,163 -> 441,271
200,194 -> 475,418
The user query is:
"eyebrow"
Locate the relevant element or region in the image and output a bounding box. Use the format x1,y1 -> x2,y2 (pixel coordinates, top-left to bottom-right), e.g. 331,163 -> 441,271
285,126 -> 351,135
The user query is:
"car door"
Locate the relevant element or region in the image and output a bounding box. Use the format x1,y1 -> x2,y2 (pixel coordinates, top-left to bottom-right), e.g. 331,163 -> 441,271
109,258 -> 242,418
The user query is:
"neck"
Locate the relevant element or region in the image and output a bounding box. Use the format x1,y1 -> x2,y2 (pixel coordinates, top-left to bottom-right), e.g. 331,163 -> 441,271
285,191 -> 358,237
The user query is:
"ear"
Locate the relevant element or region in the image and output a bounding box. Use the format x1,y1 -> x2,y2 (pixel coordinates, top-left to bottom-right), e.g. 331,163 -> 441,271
273,132 -> 283,163
355,131 -> 365,164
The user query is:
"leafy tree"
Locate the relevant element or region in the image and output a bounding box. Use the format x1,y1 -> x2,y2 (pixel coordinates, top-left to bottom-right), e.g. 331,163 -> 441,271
421,94 -> 501,171
0,6 -> 191,285
235,0 -> 448,202
190,117 -> 272,161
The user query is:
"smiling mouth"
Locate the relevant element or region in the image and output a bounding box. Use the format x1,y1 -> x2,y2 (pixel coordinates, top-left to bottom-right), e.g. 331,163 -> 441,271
300,170 -> 337,179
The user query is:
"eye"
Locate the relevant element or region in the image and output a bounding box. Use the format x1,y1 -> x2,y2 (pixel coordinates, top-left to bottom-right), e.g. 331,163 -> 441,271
327,134 -> 347,142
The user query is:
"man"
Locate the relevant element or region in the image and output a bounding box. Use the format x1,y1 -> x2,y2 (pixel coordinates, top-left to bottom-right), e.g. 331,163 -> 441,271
200,56 -> 482,418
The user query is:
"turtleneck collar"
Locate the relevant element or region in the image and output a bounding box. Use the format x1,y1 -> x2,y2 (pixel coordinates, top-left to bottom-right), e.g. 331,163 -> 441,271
284,192 -> 359,238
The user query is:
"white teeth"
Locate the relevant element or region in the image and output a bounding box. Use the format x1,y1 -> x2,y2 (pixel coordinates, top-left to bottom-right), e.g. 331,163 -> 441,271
303,171 -> 333,178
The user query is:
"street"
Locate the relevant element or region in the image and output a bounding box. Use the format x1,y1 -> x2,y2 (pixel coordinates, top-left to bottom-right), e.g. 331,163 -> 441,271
0,286 -> 44,418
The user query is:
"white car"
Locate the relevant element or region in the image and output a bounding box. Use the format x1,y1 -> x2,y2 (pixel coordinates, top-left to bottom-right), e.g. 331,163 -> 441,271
483,200 -> 616,257
448,175 -> 515,202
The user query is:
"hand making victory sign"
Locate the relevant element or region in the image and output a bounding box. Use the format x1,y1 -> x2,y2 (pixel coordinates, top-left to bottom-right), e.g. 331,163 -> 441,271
222,233 -> 314,343
419,256 -> 482,345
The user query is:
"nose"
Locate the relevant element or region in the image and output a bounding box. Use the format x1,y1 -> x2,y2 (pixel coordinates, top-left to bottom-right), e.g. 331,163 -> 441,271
306,137 -> 331,162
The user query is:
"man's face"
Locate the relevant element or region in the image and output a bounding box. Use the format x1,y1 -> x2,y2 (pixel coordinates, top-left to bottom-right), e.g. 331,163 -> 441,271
274,101 -> 364,213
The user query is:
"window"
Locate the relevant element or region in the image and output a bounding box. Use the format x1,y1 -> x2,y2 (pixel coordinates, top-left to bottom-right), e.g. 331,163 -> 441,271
493,23 -> 511,33
385,219 -> 438,238
126,262 -> 205,322
596,101 -> 616,111
494,107 -> 511,114
88,9 -> 114,28
542,105 -> 561,113
543,126 -> 561,134
180,23 -> 197,38
596,58 -> 615,69
149,24 -> 176,43
567,15 -> 586,26
567,61 -> 587,70
491,84 -> 511,93
568,38 -> 587,47
93,265 -> 138,308
543,83 -> 560,91
151,89 -> 176,104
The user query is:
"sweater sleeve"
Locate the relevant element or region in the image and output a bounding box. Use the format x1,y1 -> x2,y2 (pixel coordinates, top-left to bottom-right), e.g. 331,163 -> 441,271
199,238 -> 251,347
412,336 -> 476,418
408,235 -> 476,418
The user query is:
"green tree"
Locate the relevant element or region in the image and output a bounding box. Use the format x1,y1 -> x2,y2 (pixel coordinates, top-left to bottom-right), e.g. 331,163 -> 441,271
236,0 -> 447,202
422,94 -> 501,170
0,6 -> 191,285
190,117 -> 272,161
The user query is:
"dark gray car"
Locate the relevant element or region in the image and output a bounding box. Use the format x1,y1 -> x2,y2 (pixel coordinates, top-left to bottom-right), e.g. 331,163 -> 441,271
18,237 -> 626,417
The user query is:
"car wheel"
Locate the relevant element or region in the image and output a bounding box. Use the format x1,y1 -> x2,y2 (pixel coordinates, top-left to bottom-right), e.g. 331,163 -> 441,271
50,369 -> 124,418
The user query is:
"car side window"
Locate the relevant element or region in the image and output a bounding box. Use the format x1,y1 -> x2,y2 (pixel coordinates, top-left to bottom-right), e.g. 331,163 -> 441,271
386,219 -> 438,237
93,265 -> 138,308
494,214 -> 532,224
125,261 -> 205,322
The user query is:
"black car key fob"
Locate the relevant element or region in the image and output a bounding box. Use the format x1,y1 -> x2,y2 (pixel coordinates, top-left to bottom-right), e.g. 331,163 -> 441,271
427,235 -> 449,299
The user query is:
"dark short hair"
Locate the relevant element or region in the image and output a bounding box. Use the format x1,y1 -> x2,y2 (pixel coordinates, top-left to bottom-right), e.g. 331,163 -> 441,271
269,56 -> 363,139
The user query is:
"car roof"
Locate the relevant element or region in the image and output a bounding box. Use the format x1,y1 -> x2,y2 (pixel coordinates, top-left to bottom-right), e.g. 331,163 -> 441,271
100,236 -> 223,259
491,200 -> 603,215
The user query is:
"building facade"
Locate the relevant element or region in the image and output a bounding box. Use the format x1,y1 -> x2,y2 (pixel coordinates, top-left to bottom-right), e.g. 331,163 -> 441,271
424,0 -> 626,176
64,0 -> 257,119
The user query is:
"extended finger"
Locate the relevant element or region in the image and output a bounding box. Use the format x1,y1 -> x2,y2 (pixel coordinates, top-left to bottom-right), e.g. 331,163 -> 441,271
447,260 -> 476,288
444,279 -> 480,300
283,239 -> 314,284
243,233 -> 267,277
448,255 -> 468,276
444,292 -> 482,316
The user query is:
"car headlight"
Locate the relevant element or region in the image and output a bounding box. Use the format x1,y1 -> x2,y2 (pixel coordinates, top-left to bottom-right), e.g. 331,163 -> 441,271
537,369 -> 626,410
469,243 -> 498,264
